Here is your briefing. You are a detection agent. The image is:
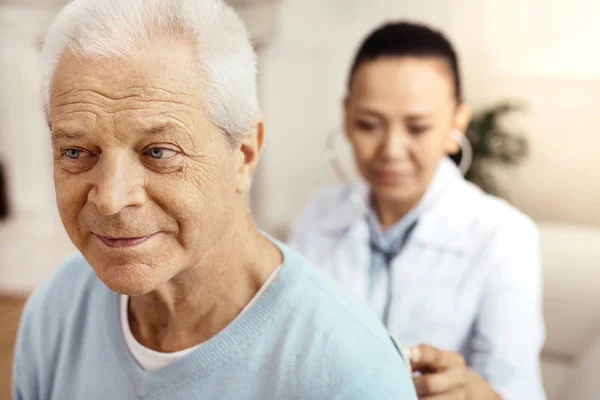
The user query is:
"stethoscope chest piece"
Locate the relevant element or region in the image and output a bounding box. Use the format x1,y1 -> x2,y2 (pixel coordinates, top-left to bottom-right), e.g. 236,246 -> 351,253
390,333 -> 412,374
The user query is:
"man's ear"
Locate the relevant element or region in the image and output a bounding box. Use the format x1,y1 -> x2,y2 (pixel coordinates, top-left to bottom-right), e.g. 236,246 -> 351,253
235,121 -> 265,193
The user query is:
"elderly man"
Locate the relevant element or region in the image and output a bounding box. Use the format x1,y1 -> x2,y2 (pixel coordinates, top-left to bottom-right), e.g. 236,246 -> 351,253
12,0 -> 416,399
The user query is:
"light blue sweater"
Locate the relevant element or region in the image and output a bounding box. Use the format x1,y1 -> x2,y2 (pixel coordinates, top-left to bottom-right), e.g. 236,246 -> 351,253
13,242 -> 417,400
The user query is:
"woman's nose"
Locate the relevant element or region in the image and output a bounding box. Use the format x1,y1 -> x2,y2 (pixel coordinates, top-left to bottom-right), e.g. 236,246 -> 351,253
379,130 -> 410,161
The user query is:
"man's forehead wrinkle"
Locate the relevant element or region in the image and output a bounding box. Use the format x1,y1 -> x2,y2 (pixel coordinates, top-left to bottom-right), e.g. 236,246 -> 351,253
53,92 -> 198,116
55,86 -> 195,100
53,98 -> 111,111
52,105 -> 197,141
100,100 -> 197,113
55,88 -> 77,99
53,110 -> 99,126
127,85 -> 195,97
119,111 -> 190,127
54,88 -> 134,104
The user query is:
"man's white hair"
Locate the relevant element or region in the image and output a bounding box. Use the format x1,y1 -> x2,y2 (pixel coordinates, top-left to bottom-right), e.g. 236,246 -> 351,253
41,0 -> 259,138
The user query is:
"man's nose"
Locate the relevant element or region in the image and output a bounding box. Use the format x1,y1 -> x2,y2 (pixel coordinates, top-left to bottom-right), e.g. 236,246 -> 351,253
87,153 -> 146,216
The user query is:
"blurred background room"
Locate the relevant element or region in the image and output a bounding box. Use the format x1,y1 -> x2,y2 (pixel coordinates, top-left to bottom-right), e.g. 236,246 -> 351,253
1,0 -> 599,398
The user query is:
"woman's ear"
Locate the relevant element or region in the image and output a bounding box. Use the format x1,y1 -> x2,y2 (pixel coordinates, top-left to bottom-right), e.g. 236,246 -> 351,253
444,104 -> 472,155
454,103 -> 473,134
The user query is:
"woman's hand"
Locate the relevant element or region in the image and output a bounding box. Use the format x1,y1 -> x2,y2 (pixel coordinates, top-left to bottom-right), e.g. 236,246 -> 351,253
410,344 -> 502,400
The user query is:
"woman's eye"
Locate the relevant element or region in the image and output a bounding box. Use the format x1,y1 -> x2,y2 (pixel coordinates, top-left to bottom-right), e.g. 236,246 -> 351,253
408,125 -> 430,135
355,121 -> 379,132
145,147 -> 178,159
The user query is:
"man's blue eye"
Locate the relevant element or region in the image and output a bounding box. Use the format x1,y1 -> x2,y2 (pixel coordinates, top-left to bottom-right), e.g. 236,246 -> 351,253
65,149 -> 81,159
148,148 -> 164,159
146,147 -> 178,159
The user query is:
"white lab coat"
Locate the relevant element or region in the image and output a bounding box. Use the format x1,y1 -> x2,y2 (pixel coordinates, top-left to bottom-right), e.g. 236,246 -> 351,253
289,158 -> 546,400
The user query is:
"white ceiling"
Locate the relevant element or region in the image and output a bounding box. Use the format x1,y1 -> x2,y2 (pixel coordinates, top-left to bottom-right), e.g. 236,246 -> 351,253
0,0 -> 68,8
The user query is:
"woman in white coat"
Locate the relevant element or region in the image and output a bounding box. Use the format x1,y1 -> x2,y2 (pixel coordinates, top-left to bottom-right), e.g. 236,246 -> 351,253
289,22 -> 545,400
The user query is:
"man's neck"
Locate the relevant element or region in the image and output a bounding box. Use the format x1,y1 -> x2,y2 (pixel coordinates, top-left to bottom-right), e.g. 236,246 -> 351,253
128,214 -> 282,352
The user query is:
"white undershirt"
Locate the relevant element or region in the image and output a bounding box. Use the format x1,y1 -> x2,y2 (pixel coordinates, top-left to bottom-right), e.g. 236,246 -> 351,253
120,265 -> 282,371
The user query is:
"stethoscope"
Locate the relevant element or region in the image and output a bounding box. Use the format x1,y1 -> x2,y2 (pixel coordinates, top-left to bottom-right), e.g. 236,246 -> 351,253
324,127 -> 473,370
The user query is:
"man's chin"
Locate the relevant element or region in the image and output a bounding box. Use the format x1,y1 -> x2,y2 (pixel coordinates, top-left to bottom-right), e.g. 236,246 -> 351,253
93,261 -> 162,296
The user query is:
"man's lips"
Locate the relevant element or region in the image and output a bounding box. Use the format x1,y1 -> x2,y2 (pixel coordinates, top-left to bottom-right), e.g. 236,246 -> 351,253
94,233 -> 157,248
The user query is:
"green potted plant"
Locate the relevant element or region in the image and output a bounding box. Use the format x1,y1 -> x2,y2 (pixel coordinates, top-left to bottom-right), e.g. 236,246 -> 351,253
463,101 -> 529,196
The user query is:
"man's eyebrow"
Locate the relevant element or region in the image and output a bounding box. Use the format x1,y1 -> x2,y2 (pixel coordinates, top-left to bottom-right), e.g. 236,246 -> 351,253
140,123 -> 184,135
51,123 -> 186,144
51,128 -> 85,144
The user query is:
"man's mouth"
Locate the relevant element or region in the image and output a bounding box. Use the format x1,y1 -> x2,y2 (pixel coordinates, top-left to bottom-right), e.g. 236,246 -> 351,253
94,233 -> 157,248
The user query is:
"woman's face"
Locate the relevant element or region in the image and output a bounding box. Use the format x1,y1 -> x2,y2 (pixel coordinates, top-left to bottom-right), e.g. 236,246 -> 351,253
345,56 -> 470,207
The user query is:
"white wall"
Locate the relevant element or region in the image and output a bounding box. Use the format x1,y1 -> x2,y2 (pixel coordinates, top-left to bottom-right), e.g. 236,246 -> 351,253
472,0 -> 600,226
0,5 -> 76,295
256,0 -> 600,234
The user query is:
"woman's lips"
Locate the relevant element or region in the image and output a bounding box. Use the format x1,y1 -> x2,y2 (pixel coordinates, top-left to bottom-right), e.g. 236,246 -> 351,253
375,171 -> 413,184
95,233 -> 156,248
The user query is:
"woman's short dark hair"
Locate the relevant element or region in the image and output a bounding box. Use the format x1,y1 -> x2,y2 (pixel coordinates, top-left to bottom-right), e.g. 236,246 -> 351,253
348,21 -> 462,103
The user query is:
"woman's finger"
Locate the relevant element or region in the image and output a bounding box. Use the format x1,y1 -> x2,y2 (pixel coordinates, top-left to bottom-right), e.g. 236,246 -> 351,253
411,344 -> 466,372
419,388 -> 468,400
413,367 -> 467,396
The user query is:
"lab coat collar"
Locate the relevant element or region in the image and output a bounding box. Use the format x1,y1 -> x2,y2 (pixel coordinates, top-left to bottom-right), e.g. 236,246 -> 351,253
318,158 -> 470,253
